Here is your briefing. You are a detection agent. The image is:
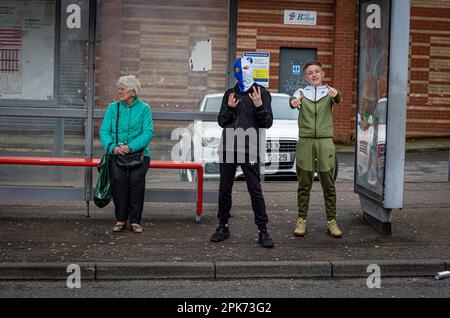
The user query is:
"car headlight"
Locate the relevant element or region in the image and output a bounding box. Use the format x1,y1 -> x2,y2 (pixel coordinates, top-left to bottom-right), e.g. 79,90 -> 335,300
201,137 -> 220,148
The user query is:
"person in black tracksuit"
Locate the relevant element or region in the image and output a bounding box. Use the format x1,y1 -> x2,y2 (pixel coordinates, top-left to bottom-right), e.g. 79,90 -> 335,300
210,57 -> 274,248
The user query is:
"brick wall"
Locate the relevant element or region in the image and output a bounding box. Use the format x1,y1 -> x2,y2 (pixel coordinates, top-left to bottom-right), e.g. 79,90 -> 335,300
332,0 -> 356,142
237,0 -> 336,89
408,0 -> 450,137
96,0 -> 229,111
236,0 -> 356,143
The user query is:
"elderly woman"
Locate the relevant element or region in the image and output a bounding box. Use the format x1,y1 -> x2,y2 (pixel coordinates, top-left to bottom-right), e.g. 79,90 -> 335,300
100,75 -> 154,233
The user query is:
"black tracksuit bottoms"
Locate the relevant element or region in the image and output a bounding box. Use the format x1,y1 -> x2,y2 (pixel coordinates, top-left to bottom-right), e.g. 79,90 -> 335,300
108,156 -> 150,224
218,162 -> 268,230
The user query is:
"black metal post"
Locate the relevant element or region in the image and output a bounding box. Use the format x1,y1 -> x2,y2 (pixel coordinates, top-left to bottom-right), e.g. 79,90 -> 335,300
84,0 -> 97,217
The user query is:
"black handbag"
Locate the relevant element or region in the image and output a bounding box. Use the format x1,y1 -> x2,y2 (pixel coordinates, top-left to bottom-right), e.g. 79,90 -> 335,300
115,150 -> 144,169
114,102 -> 145,169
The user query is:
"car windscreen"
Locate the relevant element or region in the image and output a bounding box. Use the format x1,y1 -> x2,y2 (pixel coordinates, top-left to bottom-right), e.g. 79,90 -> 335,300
202,94 -> 298,120
271,95 -> 298,120
203,96 -> 223,112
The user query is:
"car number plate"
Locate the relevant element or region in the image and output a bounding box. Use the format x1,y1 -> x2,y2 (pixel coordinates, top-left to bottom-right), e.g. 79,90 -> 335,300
265,153 -> 290,163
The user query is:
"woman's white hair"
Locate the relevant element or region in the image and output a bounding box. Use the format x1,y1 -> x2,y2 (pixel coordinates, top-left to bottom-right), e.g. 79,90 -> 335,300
117,75 -> 141,97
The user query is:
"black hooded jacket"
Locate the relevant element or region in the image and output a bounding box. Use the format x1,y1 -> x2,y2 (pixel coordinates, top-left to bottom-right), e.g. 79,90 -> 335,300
218,83 -> 273,161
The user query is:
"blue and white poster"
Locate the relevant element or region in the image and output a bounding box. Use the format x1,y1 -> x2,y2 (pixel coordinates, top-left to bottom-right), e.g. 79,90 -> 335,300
243,52 -> 270,88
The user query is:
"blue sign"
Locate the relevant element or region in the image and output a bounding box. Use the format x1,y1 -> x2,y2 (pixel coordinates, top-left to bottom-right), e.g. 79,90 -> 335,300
292,65 -> 301,75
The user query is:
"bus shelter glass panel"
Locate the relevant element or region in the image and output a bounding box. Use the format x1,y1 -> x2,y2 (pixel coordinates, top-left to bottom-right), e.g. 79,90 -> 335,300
355,0 -> 390,200
0,0 -> 90,189
93,117 -> 198,187
95,0 -> 229,111
0,164 -> 85,188
94,0 -> 229,185
0,117 -> 85,187
0,0 -> 90,108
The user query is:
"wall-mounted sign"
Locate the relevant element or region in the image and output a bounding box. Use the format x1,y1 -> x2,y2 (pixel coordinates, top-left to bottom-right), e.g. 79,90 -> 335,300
284,10 -> 317,25
292,65 -> 301,75
243,52 -> 270,88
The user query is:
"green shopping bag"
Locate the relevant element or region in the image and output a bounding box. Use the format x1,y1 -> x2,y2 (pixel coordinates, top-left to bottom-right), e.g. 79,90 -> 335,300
94,149 -> 112,208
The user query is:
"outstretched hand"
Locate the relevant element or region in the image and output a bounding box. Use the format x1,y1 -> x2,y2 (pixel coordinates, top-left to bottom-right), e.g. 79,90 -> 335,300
249,86 -> 263,107
290,96 -> 303,108
325,84 -> 338,98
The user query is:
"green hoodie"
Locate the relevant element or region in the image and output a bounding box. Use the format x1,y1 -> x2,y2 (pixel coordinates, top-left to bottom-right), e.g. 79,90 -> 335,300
290,85 -> 342,138
100,98 -> 154,157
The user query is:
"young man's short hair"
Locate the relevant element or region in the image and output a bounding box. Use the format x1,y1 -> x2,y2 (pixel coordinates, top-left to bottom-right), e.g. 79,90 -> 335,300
303,61 -> 323,72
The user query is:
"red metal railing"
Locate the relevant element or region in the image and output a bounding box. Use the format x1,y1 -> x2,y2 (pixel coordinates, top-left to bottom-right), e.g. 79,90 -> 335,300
0,156 -> 204,219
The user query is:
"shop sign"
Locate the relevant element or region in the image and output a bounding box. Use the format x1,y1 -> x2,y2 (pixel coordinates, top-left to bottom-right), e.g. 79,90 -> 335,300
284,10 -> 317,25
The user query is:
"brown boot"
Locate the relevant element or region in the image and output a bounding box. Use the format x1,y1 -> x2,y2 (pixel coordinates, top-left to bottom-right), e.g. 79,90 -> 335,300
327,219 -> 342,238
294,217 -> 307,237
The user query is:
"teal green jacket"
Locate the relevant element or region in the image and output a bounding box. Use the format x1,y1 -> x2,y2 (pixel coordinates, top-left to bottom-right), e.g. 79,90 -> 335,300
100,98 -> 154,157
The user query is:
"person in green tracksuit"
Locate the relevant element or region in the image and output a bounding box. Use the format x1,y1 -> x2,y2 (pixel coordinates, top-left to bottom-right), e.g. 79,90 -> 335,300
289,61 -> 343,238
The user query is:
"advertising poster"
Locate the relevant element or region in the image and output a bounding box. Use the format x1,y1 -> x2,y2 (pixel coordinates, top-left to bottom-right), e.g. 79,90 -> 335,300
0,0 -> 55,100
243,52 -> 270,88
356,0 -> 390,199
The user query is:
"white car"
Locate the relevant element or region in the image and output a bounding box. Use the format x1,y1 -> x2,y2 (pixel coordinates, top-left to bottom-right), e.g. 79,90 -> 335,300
179,92 -> 300,181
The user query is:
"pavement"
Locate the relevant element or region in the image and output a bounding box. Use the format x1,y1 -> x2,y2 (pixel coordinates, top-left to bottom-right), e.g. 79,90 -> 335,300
0,138 -> 449,281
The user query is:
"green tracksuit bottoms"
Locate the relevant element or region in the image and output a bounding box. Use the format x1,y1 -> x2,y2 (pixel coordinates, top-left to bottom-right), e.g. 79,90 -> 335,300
296,138 -> 336,221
